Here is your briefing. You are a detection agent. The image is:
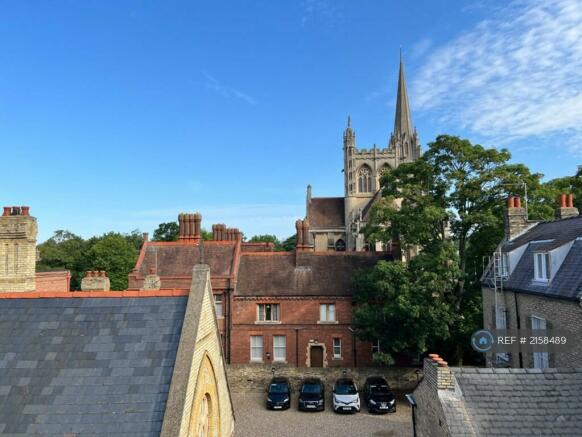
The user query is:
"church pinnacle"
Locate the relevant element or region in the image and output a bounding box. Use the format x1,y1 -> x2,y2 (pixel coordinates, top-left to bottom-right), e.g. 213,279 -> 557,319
393,51 -> 414,138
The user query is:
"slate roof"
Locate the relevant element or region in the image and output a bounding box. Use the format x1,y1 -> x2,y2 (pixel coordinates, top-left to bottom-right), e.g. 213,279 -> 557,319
504,239 -> 582,300
236,251 -> 391,297
0,296 -> 186,436
446,367 -> 582,436
308,197 -> 345,229
485,216 -> 582,301
503,216 -> 582,252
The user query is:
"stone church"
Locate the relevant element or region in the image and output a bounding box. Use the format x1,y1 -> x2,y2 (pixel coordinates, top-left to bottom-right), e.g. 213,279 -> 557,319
307,55 -> 421,252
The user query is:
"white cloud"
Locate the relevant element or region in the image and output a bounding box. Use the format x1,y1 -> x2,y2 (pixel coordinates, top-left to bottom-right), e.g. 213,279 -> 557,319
202,71 -> 257,105
413,0 -> 582,154
411,38 -> 432,60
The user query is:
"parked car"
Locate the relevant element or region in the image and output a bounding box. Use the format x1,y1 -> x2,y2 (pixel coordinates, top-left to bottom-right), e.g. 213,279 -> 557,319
363,376 -> 396,413
332,378 -> 360,413
266,377 -> 291,410
298,378 -> 325,411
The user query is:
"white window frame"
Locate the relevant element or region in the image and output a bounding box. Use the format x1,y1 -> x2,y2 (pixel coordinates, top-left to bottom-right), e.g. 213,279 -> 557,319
257,303 -> 280,322
372,339 -> 381,354
214,294 -> 223,318
531,315 -> 549,369
319,303 -> 336,323
333,338 -> 341,359
273,335 -> 286,362
533,252 -> 551,282
495,306 -> 510,363
250,335 -> 263,362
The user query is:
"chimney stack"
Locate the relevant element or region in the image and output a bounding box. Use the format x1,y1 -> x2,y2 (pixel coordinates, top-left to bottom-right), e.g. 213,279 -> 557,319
556,193 -> 579,220
295,219 -> 313,251
178,212 -> 203,241
505,196 -> 530,240
81,270 -> 110,291
423,353 -> 454,391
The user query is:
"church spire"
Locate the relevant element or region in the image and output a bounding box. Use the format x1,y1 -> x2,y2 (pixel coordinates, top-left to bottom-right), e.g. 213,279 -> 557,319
393,51 -> 413,137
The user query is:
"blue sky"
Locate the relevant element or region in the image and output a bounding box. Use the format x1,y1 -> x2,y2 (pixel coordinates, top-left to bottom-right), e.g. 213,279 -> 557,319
1,0 -> 581,242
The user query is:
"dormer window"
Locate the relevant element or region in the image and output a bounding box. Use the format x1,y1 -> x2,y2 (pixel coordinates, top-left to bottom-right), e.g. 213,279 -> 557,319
534,252 -> 551,282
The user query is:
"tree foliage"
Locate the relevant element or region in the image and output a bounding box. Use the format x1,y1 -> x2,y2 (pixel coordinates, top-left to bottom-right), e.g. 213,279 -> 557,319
248,234 -> 296,251
358,135 -> 548,363
353,244 -> 459,358
153,222 -> 179,241
37,230 -> 143,291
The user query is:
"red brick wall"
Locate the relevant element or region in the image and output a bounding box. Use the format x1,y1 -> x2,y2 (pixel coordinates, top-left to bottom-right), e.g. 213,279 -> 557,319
35,271 -> 71,292
230,297 -> 373,367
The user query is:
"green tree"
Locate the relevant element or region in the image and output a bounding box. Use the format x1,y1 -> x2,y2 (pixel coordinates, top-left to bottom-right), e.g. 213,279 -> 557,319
361,135 -> 545,363
36,230 -> 89,290
153,222 -> 179,241
353,244 -> 459,362
280,234 -> 296,251
85,232 -> 140,290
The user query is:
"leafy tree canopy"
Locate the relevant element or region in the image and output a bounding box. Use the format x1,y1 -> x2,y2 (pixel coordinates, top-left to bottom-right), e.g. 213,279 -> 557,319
153,222 -> 179,242
37,230 -> 143,291
359,135 -> 547,363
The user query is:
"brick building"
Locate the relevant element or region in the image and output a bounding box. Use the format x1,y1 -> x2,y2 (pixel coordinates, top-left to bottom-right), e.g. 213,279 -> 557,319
128,214 -> 397,367
482,194 -> 582,368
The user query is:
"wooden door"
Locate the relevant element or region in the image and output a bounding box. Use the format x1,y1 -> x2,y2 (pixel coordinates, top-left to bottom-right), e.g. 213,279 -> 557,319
310,346 -> 324,367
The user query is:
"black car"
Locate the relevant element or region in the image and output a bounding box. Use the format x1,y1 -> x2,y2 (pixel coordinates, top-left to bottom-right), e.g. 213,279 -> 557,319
298,378 -> 325,411
363,376 -> 396,413
266,377 -> 291,410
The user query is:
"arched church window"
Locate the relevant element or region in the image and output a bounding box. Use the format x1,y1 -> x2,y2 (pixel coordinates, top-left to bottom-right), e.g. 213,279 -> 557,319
358,166 -> 372,193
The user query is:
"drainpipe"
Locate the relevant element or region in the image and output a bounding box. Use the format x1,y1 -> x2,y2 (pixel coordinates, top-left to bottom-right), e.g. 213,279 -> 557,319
405,394 -> 417,437
514,291 -> 523,368
295,328 -> 299,367
349,327 -> 357,367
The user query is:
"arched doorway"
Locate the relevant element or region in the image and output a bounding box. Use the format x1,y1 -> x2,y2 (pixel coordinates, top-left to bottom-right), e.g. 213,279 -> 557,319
188,354 -> 221,437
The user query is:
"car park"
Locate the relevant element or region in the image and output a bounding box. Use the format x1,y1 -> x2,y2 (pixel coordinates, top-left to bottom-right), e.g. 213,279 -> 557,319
298,378 -> 325,412
266,377 -> 291,410
363,377 -> 396,413
332,378 -> 360,413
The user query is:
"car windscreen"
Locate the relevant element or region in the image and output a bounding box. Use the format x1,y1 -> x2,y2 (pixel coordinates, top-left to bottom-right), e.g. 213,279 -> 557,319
301,383 -> 321,394
269,383 -> 289,394
335,382 -> 357,395
370,384 -> 391,394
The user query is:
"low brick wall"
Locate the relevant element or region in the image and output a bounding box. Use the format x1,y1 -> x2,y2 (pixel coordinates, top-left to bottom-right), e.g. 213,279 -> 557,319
227,364 -> 422,394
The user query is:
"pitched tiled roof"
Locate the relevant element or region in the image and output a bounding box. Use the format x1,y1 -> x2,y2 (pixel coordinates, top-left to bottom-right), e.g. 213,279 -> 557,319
236,252 -> 391,297
504,216 -> 582,251
308,197 -> 345,228
139,242 -> 236,277
447,368 -> 582,436
483,216 -> 582,301
0,296 -> 186,436
504,240 -> 582,300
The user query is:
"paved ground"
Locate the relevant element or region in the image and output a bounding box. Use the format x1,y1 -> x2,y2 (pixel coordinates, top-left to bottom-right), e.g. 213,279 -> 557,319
232,392 -> 413,437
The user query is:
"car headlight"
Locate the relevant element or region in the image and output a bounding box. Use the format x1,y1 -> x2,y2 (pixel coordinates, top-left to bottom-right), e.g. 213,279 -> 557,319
267,397 -> 272,402
370,399 -> 376,405
389,399 -> 395,405
283,397 -> 289,403
318,399 -> 324,405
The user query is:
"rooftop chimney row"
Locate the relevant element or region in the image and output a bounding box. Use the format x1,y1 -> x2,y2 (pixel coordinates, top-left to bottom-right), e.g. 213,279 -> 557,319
2,206 -> 30,217
556,193 -> 579,220
211,224 -> 241,241
178,213 -> 202,241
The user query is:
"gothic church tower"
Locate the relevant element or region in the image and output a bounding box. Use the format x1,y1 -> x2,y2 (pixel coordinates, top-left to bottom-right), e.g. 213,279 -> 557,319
342,54 -> 421,251
308,54 -> 421,252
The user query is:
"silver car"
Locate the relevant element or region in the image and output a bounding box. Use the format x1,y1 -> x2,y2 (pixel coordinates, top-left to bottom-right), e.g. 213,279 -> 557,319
332,378 -> 360,413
